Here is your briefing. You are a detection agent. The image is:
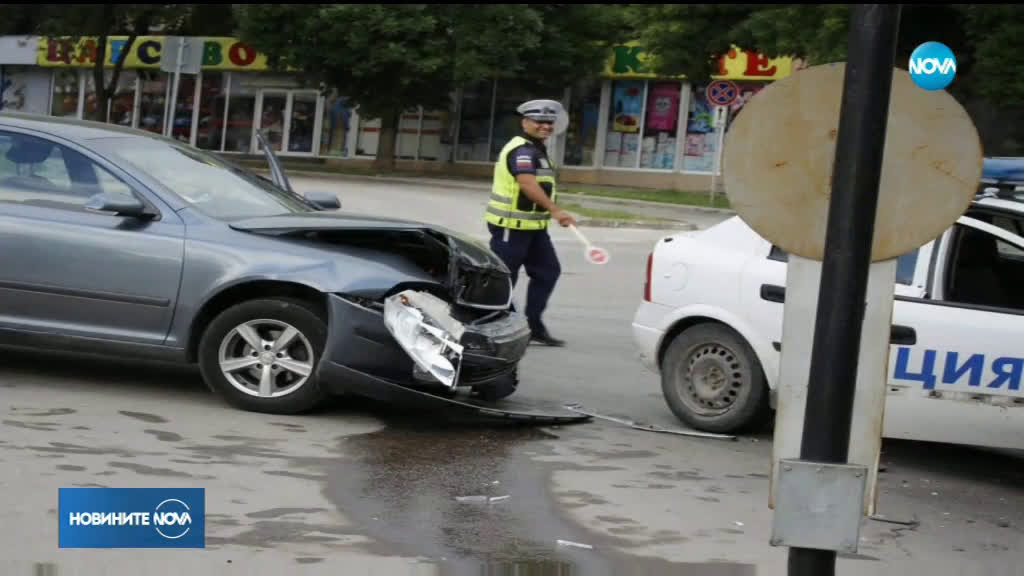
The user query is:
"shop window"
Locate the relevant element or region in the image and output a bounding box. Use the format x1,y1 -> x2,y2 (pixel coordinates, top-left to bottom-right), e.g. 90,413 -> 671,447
84,71 -> 134,124
489,81 -> 539,162
456,81 -> 493,162
50,70 -> 79,118
197,72 -> 227,152
168,76 -> 197,143
682,84 -> 719,173
355,115 -> 379,157
603,80 -> 645,168
396,107 -> 421,160
288,92 -> 317,154
224,80 -> 256,153
319,92 -> 350,157
419,105 -> 452,162
137,70 -> 167,135
639,81 -> 681,170
564,81 -> 601,167
109,72 -> 137,127
258,91 -> 287,152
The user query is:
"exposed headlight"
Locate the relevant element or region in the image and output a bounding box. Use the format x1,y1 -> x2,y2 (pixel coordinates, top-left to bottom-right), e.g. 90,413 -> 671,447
383,290 -> 465,389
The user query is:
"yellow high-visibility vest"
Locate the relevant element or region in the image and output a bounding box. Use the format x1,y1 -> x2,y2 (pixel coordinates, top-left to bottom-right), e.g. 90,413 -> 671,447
485,136 -> 558,230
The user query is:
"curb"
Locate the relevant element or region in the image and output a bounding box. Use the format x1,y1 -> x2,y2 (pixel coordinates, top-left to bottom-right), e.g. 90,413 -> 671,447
561,192 -> 735,216
576,218 -> 696,231
254,167 -> 735,222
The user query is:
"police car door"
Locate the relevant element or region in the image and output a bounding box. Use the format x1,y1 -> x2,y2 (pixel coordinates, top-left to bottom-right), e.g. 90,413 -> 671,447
884,216 -> 1024,450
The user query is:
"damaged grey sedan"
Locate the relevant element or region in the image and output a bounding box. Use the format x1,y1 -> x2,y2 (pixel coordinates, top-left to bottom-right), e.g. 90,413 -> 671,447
0,112 -> 532,415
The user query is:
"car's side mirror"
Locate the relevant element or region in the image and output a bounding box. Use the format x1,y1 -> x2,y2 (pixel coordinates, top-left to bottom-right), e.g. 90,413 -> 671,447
85,192 -> 153,218
304,190 -> 341,211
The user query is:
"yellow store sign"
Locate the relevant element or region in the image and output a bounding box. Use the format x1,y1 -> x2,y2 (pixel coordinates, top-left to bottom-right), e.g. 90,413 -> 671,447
37,36 -> 270,71
606,42 -> 796,82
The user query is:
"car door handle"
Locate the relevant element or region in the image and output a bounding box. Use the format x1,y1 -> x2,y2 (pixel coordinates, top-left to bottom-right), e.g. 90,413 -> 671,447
890,325 -> 916,345
760,284 -> 785,303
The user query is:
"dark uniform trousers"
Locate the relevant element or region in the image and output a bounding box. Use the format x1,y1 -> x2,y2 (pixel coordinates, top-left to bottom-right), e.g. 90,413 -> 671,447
487,222 -> 561,332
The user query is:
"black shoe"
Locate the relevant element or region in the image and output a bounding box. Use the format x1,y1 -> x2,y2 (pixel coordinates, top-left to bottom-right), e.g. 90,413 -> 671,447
530,328 -> 565,347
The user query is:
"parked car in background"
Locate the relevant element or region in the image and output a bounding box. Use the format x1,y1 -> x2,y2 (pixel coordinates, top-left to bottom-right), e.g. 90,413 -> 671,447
0,112 -> 529,414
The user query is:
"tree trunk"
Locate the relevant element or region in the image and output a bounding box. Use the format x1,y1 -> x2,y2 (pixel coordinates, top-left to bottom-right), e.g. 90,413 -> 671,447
93,32 -> 110,123
372,109 -> 401,173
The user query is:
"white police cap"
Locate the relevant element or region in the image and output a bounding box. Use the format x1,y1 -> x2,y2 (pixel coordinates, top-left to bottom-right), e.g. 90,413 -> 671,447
517,99 -> 564,122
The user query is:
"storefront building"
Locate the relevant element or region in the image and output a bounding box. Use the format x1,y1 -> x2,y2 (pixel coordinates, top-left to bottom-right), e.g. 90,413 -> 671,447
0,35 -> 800,190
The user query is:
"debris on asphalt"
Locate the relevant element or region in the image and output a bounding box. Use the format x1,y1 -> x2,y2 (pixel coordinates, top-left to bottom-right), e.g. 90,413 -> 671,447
734,521 -> 745,527
868,515 -> 920,528
455,495 -> 510,504
557,539 -> 594,550
563,404 -> 736,441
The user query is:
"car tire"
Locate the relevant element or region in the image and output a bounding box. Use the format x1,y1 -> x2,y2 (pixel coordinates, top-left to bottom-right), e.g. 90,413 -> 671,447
660,323 -> 767,434
198,297 -> 330,415
474,369 -> 519,402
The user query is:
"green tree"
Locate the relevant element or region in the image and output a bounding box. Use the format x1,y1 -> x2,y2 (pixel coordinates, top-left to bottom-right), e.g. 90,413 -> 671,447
629,4 -> 1020,106
236,3 -> 630,171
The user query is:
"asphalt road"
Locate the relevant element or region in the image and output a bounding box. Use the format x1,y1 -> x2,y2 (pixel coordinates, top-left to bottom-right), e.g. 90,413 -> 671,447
1,177 -> 1021,575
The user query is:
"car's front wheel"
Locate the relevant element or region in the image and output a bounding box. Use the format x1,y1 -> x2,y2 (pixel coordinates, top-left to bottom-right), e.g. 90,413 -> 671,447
198,298 -> 330,414
660,323 -> 767,434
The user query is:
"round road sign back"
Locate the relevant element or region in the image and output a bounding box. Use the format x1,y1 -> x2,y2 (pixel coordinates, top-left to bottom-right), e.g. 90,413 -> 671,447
723,63 -> 982,262
706,80 -> 739,107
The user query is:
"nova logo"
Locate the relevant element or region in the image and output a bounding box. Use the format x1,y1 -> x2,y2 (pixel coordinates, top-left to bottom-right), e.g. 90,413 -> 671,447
153,498 -> 192,540
59,487 -> 205,549
909,41 -> 956,91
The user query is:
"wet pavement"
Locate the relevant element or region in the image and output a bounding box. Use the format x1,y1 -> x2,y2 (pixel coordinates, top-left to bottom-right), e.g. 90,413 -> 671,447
320,415 -> 756,575
1,181 -> 1022,575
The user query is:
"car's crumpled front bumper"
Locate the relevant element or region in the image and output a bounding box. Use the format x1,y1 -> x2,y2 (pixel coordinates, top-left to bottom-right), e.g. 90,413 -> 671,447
315,291 -> 531,399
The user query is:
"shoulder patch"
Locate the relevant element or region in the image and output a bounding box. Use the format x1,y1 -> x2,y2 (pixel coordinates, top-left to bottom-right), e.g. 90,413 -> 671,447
515,154 -> 534,169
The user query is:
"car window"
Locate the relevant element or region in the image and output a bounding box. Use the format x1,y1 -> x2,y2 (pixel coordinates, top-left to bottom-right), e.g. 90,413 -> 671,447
990,215 -> 1024,258
944,224 -> 1024,312
0,130 -> 137,211
94,136 -> 316,220
768,244 -> 919,286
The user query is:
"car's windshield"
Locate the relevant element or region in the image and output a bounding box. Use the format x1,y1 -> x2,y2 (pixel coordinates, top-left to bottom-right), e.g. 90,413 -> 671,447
94,136 -> 316,220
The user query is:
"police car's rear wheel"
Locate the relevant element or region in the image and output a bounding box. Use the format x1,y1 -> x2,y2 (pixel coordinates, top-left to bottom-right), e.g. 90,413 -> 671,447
661,323 -> 766,434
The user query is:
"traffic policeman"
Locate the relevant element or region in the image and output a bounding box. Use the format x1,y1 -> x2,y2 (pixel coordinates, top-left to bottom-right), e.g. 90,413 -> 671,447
485,99 -> 576,347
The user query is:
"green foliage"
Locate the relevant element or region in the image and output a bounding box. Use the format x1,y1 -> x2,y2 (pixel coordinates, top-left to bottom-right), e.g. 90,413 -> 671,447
630,4 -> 1023,107
626,4 -> 761,85
964,4 -> 1024,106
236,3 -> 631,169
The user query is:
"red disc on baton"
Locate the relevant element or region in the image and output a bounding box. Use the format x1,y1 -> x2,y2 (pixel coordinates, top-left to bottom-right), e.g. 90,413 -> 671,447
587,247 -> 609,265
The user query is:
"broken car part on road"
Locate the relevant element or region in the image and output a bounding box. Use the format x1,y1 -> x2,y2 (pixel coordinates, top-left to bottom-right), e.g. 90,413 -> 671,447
564,404 -> 736,440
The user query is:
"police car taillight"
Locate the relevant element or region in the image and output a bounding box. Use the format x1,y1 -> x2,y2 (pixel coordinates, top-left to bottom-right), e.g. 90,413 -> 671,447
644,251 -> 652,301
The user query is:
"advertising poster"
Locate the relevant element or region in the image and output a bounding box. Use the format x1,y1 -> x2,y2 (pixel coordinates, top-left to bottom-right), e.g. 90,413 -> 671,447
684,85 -> 716,172
645,82 -> 679,133
611,80 -> 644,133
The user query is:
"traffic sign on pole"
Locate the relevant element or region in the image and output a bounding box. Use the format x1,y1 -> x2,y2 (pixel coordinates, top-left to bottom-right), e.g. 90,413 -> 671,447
721,4 -> 983,576
706,80 -> 739,108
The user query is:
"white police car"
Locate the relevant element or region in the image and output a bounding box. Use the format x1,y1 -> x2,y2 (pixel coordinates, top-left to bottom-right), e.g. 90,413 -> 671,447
633,195 -> 1024,450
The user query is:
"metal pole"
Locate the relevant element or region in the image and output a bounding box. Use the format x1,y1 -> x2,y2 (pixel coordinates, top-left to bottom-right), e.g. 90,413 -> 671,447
788,4 -> 901,576
166,38 -> 185,138
711,105 -> 727,206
